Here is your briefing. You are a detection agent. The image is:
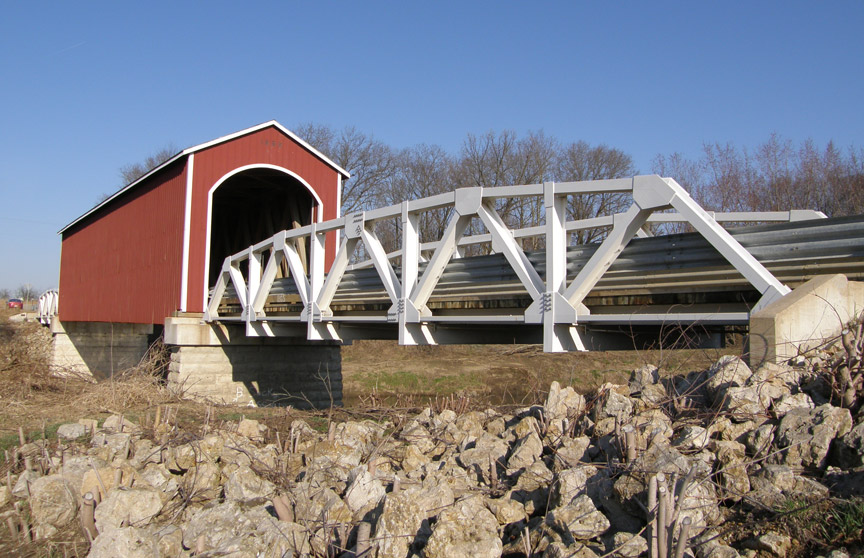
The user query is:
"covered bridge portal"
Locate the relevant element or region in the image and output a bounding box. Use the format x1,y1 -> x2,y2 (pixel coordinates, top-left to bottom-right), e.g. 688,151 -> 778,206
53,122 -> 348,407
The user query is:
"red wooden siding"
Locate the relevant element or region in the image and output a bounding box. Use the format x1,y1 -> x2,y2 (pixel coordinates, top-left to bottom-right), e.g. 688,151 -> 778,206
59,159 -> 188,324
185,126 -> 340,312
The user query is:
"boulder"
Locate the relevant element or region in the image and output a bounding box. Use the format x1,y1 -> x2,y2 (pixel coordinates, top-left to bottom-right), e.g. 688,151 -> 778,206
94,487 -> 162,531
375,492 -> 428,558
545,494 -> 609,542
87,526 -> 160,558
772,404 -> 853,468
423,496 -> 502,558
29,475 -> 78,530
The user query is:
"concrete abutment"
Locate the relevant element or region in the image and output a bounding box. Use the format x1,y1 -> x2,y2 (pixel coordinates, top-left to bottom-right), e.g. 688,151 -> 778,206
748,274 -> 864,366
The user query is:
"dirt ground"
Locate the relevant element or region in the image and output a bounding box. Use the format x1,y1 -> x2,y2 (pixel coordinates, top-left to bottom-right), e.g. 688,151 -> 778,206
341,339 -> 737,407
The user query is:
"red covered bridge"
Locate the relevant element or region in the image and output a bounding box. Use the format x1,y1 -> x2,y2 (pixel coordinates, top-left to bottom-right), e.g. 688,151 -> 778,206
58,121 -> 347,324
52,122 -> 348,407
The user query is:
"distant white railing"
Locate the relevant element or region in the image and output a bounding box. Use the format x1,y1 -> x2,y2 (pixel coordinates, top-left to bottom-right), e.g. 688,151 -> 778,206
205,175 -> 823,352
38,289 -> 59,326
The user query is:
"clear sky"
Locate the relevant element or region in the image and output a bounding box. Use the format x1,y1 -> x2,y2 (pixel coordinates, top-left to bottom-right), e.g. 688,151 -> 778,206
1,1 -> 862,293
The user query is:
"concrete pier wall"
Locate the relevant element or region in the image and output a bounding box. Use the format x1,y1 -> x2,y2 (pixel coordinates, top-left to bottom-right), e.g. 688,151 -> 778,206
49,317 -> 342,408
50,318 -> 153,379
164,317 -> 342,408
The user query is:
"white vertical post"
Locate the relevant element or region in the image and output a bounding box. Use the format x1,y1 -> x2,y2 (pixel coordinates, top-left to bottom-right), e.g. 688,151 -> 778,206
541,182 -> 584,352
396,202 -> 422,344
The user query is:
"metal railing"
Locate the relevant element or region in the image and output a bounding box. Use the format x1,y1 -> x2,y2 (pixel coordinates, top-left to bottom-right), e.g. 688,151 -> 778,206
38,289 -> 59,326
205,175 -> 826,352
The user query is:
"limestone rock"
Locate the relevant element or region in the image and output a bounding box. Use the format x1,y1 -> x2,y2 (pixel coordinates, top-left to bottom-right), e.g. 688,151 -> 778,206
343,467 -> 385,515
553,464 -> 599,508
629,365 -> 660,395
486,495 -> 526,524
94,487 -> 162,531
712,440 -> 750,501
772,392 -> 814,416
102,414 -> 141,434
423,496 -> 502,558
833,421 -> 864,468
236,418 -> 267,441
674,425 -> 711,451
552,436 -> 592,471
545,494 -> 609,541
290,482 -> 353,524
375,492 -> 427,558
546,381 -> 586,419
12,469 -> 39,498
507,430 -> 543,471
772,404 -> 852,468
57,422 -> 87,440
706,356 -> 752,404
224,464 -> 276,504
87,526 -> 160,558
29,475 -> 78,530
610,531 -> 648,557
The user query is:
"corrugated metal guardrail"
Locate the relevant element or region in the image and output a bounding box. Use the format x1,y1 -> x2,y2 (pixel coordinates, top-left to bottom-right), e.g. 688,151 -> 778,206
218,214 -> 864,310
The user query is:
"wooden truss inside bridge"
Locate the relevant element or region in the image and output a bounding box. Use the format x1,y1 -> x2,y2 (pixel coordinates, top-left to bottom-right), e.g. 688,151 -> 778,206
205,175 -> 862,352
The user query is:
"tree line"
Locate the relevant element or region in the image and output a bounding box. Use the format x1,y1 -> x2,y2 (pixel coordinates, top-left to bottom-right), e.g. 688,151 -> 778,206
113,126 -> 864,251
292,124 -> 863,252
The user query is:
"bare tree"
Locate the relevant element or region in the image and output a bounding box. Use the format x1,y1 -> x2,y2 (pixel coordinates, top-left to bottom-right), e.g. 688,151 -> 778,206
97,144 -> 179,204
0,288 -> 10,300
556,141 -> 636,243
653,135 -> 864,219
456,130 -> 557,250
294,123 -> 395,214
118,144 -> 178,186
16,284 -> 37,302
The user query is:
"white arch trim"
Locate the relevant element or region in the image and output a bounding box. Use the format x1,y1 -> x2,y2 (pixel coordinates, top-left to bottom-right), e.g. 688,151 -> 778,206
201,164 -> 324,310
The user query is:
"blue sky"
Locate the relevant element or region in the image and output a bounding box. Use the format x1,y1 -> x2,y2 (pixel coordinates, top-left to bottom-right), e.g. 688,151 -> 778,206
1,1 -> 862,292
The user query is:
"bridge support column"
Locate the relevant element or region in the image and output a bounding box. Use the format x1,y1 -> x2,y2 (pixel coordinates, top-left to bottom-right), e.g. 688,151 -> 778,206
165,317 -> 342,408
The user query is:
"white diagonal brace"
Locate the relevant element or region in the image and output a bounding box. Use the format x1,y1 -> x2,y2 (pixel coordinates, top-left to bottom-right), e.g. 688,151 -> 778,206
282,242 -> 311,306
314,234 -> 359,316
228,261 -> 250,321
252,247 -> 281,315
660,176 -> 790,309
360,226 -> 401,305
476,202 -> 545,301
204,261 -> 231,320
408,212 -> 473,317
564,204 -> 658,307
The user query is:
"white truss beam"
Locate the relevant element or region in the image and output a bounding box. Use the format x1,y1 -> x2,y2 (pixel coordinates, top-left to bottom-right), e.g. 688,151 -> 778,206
203,175 -> 806,352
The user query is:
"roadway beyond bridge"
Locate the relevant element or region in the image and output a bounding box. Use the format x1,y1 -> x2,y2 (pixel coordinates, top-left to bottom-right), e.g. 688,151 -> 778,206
45,122 -> 864,408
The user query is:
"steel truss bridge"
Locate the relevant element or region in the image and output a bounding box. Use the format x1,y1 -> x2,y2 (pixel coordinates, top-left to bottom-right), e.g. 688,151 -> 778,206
205,175 -> 864,352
